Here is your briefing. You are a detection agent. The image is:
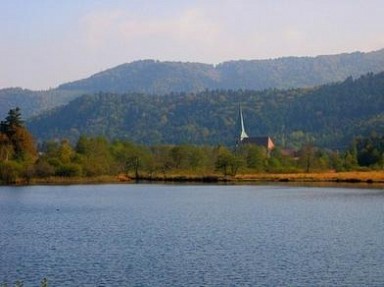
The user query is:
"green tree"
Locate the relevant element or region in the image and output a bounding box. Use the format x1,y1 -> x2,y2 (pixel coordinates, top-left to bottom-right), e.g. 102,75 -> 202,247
57,139 -> 75,164
168,145 -> 208,171
329,151 -> 344,171
110,140 -> 152,178
0,161 -> 22,184
34,158 -> 55,178
215,146 -> 244,176
0,108 -> 37,161
38,139 -> 78,177
355,134 -> 384,168
245,145 -> 267,171
75,136 -> 113,176
298,144 -> 315,173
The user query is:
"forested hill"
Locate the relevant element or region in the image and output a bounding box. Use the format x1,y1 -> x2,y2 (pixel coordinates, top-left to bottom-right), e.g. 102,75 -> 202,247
2,49 -> 384,119
0,88 -> 79,119
58,49 -> 384,94
59,61 -> 219,94
28,72 -> 384,149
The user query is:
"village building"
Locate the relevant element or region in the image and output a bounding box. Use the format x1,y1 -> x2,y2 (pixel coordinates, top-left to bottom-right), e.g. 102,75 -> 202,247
237,105 -> 275,152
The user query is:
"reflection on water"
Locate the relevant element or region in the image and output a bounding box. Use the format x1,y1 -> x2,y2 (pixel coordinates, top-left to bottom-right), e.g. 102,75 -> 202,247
0,184 -> 384,286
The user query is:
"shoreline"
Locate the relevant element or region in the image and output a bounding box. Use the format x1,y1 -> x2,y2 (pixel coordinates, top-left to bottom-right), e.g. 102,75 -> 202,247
5,171 -> 383,187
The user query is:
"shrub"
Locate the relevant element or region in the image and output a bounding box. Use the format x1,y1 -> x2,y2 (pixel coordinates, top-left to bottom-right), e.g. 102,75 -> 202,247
55,163 -> 82,177
0,161 -> 22,184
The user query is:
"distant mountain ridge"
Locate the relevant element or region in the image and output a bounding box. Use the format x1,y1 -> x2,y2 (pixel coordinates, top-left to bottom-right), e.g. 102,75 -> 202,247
58,60 -> 220,94
1,48 -> 384,119
58,49 -> 384,93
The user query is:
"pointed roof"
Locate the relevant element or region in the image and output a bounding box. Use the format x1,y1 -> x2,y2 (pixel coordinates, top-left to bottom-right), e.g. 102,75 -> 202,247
237,105 -> 275,151
239,105 -> 248,141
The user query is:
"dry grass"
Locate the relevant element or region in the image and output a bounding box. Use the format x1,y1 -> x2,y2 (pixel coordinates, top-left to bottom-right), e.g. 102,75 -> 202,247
236,170 -> 384,184
29,175 -> 129,185
15,170 -> 384,186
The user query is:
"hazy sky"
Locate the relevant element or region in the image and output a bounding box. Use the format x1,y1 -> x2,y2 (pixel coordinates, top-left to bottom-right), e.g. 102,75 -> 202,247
1,0 -> 383,90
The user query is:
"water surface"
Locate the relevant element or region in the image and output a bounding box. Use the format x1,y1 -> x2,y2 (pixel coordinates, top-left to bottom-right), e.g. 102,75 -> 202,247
1,184 -> 383,286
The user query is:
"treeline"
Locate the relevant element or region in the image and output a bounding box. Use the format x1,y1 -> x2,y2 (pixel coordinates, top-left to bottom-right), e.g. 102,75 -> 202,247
28,72 -> 384,149
1,109 -> 383,184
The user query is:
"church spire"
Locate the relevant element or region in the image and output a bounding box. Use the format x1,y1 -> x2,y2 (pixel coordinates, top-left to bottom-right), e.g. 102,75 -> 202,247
239,104 -> 248,141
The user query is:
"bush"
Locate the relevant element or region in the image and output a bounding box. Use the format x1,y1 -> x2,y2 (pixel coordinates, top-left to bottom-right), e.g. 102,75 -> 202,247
34,159 -> 55,178
55,163 -> 82,177
0,161 -> 22,184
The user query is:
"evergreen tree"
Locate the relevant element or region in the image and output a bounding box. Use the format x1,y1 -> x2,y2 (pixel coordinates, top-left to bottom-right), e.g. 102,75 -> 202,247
0,108 -> 36,161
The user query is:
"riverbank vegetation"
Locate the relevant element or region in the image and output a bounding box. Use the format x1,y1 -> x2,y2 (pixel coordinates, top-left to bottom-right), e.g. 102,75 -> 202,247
1,108 -> 383,185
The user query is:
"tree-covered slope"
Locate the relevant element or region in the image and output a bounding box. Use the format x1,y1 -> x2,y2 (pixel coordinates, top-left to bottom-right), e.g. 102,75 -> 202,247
28,72 -> 384,149
58,60 -> 220,94
2,49 -> 384,119
0,88 -> 80,119
217,49 -> 384,90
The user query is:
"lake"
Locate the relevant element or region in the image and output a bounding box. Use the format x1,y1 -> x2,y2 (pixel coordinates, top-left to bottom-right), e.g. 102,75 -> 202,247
1,184 -> 384,286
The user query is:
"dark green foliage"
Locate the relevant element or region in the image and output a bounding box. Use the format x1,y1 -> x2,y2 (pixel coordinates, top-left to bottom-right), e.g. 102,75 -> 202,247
0,161 -> 22,184
2,49 -> 384,121
28,72 -> 384,149
0,108 -> 37,161
34,159 -> 55,177
110,140 -> 144,176
2,133 -> 382,184
297,144 -> 316,173
37,139 -> 80,177
75,136 -> 112,176
55,163 -> 82,177
355,134 -> 384,168
215,146 -> 244,176
3,107 -> 23,128
168,145 -> 209,170
244,145 -> 268,171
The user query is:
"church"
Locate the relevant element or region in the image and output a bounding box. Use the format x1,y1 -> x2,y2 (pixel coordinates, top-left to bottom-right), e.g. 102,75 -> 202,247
237,105 -> 275,152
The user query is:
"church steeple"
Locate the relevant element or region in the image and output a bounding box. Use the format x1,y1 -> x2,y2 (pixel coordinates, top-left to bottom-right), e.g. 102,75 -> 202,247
236,104 -> 275,152
239,104 -> 248,142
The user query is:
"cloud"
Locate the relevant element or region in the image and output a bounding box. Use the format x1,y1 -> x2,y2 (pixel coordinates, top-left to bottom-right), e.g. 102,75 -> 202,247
79,7 -> 222,62
2,0 -> 384,89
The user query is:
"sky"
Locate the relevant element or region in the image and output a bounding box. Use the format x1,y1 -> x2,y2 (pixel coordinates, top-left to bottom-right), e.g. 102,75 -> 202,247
1,0 -> 383,90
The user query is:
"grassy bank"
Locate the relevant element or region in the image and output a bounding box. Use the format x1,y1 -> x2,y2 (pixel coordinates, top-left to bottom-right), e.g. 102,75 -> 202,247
13,170 -> 382,186
235,171 -> 384,184
23,175 -> 128,185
